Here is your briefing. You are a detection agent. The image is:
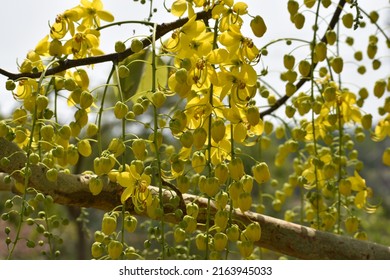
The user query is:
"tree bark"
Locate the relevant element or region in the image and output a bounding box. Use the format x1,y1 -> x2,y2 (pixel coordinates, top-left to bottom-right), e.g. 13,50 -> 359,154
1,137 -> 389,259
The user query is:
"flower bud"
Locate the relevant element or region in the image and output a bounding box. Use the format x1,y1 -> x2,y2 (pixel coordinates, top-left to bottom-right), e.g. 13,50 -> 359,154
89,176 -> 103,195
108,240 -> 123,259
131,39 -> 143,53
211,119 -> 226,143
250,15 -> 267,37
115,41 -> 126,53
252,162 -> 271,184
101,213 -> 117,235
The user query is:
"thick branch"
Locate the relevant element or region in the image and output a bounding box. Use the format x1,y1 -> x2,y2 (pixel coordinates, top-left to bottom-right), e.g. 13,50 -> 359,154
1,137 -> 389,259
260,0 -> 346,118
0,10 -> 212,81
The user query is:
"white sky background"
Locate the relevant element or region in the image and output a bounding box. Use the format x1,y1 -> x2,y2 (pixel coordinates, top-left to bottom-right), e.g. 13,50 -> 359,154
0,0 -> 388,121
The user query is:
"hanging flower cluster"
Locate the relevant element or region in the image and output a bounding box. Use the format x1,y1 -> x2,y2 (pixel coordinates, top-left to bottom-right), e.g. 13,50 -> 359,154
2,0 -> 389,260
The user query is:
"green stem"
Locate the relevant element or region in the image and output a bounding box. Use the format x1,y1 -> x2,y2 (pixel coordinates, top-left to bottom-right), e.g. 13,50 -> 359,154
336,101 -> 343,234
204,18 -> 220,260
97,66 -> 115,154
334,10 -> 343,235
260,38 -> 311,50
97,20 -> 155,31
43,212 -> 54,259
310,0 -> 322,228
53,79 -> 59,125
358,7 -> 390,42
148,22 -> 165,259
114,60 -> 128,251
7,72 -> 48,259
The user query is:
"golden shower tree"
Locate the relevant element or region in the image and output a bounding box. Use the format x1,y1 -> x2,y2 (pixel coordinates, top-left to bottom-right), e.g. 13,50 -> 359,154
1,0 -> 390,259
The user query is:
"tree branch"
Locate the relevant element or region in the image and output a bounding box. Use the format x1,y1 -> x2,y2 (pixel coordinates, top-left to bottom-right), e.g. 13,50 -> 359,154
1,137 -> 389,259
0,10 -> 212,81
260,0 -> 346,118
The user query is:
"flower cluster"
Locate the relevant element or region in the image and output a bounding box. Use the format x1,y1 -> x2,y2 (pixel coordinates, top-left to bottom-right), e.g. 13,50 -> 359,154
161,0 -> 269,257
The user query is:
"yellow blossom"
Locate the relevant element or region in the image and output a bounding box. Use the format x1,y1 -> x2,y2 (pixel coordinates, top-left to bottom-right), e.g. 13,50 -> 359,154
34,35 -> 50,56
188,49 -> 227,89
217,64 -> 257,104
305,89 -> 362,141
63,29 -> 103,59
164,16 -> 207,53
347,171 -> 370,209
50,9 -> 81,39
373,114 -> 390,141
212,1 -> 244,32
171,0 -> 206,18
171,0 -> 193,18
207,138 -> 231,165
117,164 -> 152,211
219,24 -> 259,62
14,79 -> 38,100
77,0 -> 114,31
18,51 -> 45,74
184,94 -> 224,129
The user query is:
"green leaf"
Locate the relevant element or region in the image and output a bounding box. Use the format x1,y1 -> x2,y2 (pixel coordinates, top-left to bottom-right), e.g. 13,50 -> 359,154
130,50 -> 169,103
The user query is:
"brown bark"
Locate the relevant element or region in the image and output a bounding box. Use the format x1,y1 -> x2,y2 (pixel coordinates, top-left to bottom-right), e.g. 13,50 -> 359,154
1,137 -> 389,260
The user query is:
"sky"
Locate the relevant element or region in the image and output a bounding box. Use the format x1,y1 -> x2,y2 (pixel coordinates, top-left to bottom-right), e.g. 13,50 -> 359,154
0,0 -> 388,120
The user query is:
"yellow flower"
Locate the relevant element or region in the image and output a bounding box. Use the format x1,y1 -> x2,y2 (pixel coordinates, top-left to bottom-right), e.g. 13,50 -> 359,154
222,104 -> 242,124
186,95 -> 213,129
217,64 -> 257,104
165,18 -> 194,51
348,171 -> 366,191
63,29 -> 103,59
73,69 -> 90,89
117,164 -> 152,211
18,51 -> 45,74
180,30 -> 214,60
212,1 -> 244,32
77,0 -> 114,31
171,0 -> 193,18
13,126 -> 31,148
347,171 -> 370,209
305,88 -> 362,141
338,91 -> 362,123
219,24 -> 259,62
382,148 -> 390,166
171,0 -> 206,18
168,47 -> 227,96
34,35 -> 50,56
50,9 -> 81,39
187,49 -> 227,89
223,104 -> 264,142
165,16 -> 210,57
184,93 -> 224,129
373,114 -> 390,141
207,138 -> 231,165
14,79 -> 38,100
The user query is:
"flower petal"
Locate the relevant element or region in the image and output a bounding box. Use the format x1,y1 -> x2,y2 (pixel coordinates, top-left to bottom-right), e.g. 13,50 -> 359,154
121,185 -> 134,204
207,49 -> 229,64
97,10 -> 114,22
171,0 -> 187,17
35,35 -> 50,55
